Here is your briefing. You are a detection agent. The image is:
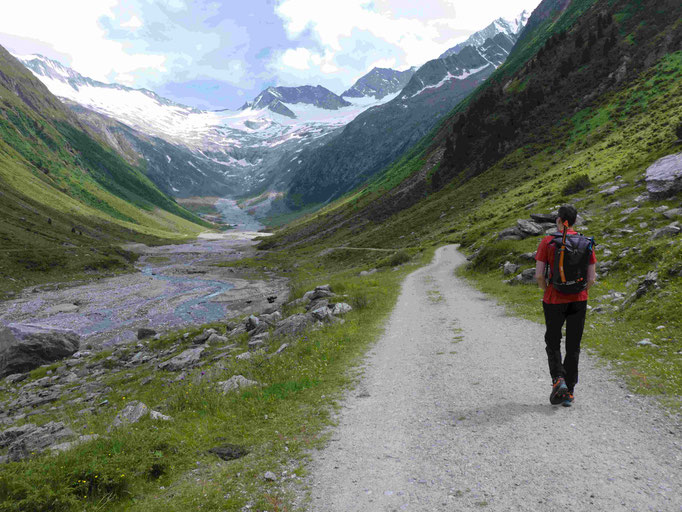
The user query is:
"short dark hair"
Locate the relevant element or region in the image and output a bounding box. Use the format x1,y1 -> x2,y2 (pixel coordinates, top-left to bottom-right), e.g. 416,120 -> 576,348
558,204 -> 578,226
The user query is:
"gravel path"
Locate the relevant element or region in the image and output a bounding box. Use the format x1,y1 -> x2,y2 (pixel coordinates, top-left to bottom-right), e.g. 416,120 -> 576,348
305,245 -> 681,512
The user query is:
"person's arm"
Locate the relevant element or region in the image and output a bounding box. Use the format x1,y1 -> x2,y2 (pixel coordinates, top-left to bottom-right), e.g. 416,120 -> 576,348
586,263 -> 596,290
536,260 -> 547,291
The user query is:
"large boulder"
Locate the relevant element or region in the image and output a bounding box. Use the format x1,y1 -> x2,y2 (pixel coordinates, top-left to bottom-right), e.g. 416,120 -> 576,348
0,324 -> 80,378
530,213 -> 557,223
217,375 -> 259,394
497,227 -> 525,241
158,346 -> 205,371
645,152 -> 682,198
516,219 -> 543,236
273,313 -> 314,337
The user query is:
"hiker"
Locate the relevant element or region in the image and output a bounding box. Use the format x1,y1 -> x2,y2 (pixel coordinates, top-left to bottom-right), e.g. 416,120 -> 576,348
535,205 -> 597,407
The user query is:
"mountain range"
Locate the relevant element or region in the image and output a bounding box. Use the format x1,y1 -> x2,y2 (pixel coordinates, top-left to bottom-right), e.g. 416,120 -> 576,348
13,11 -> 528,212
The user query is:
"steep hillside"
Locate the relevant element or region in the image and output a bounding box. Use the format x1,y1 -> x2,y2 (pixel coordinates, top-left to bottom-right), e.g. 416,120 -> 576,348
0,46 -> 209,297
282,20 -> 526,210
260,0 -> 682,402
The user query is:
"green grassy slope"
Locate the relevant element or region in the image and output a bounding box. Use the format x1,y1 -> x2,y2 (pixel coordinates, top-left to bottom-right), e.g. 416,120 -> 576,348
0,46 -> 211,297
260,0 -> 682,405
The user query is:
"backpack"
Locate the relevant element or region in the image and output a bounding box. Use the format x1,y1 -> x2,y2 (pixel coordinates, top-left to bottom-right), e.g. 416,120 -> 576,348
546,228 -> 595,294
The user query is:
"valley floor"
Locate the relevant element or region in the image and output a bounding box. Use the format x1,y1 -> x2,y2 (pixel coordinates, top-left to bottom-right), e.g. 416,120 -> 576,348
299,246 -> 681,511
0,232 -> 287,348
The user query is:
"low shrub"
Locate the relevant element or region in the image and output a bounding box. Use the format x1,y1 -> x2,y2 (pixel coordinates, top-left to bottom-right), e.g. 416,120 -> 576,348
561,173 -> 591,195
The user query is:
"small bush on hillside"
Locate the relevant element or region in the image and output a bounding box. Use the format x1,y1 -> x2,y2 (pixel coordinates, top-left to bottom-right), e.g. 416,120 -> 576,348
676,121 -> 682,140
561,174 -> 592,196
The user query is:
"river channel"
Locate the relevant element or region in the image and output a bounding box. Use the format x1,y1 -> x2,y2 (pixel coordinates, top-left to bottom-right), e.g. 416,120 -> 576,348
0,203 -> 286,348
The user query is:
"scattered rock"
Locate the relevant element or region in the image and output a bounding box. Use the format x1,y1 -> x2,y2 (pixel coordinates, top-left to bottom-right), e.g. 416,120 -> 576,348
149,410 -> 173,421
662,208 -> 682,219
497,226 -> 524,241
637,339 -> 659,348
516,219 -> 543,236
208,443 -> 249,461
331,303 -> 353,316
530,213 -> 557,223
4,373 -> 28,384
311,307 -> 333,322
158,347 -> 205,371
245,315 -> 260,332
50,434 -> 100,453
273,343 -> 289,355
645,152 -> 682,198
518,252 -> 537,261
654,205 -> 670,213
137,328 -> 157,340
273,314 -> 314,337
193,329 -> 216,344
108,401 -> 149,431
360,269 -> 377,276
260,311 -> 282,326
263,471 -> 277,482
236,352 -> 253,361
0,421 -> 74,461
44,303 -> 79,315
206,333 -> 228,345
600,185 -> 620,196
503,262 -> 520,276
0,324 -> 80,378
649,223 -> 681,240
217,375 -> 259,394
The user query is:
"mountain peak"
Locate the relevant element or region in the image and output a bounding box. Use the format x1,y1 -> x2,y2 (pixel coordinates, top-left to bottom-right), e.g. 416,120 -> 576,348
246,85 -> 351,112
341,66 -> 417,99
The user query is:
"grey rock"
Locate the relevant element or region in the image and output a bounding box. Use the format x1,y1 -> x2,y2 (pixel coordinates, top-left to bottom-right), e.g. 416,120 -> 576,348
260,311 -> 282,326
228,323 -> 247,338
637,339 -> 658,347
311,307 -> 333,322
263,471 -> 277,481
218,375 -> 259,394
645,152 -> 682,198
286,297 -> 309,308
50,434 -> 100,453
621,207 -> 639,215
193,329 -> 216,344
516,219 -> 543,236
149,410 -> 173,421
654,205 -> 670,213
0,421 -> 74,461
662,207 -> 682,219
273,313 -> 314,337
359,269 -> 377,276
307,298 -> 329,312
273,343 -> 289,355
245,315 -> 260,332
109,401 -> 149,431
331,303 -> 353,316
158,347 -> 205,371
137,328 -> 156,340
502,262 -> 520,276
4,373 -> 28,384
530,213 -> 557,223
206,333 -> 228,345
649,224 -> 681,240
600,185 -> 620,196
518,252 -> 537,261
0,324 -> 79,378
497,226 -> 525,241
236,351 -> 253,361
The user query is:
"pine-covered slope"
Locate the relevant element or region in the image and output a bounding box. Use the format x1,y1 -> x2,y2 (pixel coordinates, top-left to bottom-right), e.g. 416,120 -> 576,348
0,46 -> 209,296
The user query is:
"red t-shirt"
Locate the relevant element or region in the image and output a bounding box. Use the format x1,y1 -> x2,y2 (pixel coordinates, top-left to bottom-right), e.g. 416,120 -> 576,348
535,230 -> 597,304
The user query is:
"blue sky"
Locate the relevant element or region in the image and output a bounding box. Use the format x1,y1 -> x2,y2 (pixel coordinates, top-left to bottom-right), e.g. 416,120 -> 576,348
0,0 -> 540,110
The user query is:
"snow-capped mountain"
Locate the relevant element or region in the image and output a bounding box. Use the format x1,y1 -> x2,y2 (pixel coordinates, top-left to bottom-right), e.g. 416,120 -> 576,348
439,10 -> 529,59
341,67 -> 417,100
283,15 -> 529,207
15,54 -> 397,197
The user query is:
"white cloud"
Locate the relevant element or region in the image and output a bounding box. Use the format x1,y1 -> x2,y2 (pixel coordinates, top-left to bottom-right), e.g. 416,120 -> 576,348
120,15 -> 143,30
0,0 -> 166,84
273,0 -> 540,81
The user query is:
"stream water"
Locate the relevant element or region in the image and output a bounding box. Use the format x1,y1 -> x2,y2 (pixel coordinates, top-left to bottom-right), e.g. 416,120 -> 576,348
0,200 -> 276,346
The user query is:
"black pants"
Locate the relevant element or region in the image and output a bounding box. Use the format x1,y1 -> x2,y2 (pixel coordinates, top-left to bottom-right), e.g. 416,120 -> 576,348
542,301 -> 587,391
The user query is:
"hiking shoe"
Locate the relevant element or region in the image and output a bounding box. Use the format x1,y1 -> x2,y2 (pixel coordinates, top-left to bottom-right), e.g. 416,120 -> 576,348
550,377 -> 568,405
562,391 -> 575,407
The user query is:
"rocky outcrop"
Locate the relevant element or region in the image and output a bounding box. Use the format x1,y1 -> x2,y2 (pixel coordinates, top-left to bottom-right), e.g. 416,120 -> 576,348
0,421 -> 74,462
158,346 -> 205,371
645,152 -> 682,198
0,324 -> 80,378
108,401 -> 172,432
217,375 -> 260,394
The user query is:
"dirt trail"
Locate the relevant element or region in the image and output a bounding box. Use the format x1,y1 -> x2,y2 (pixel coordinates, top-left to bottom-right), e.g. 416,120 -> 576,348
304,245 -> 681,511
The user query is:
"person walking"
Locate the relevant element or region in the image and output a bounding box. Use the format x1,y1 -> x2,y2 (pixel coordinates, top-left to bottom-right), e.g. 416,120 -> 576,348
535,205 -> 597,407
